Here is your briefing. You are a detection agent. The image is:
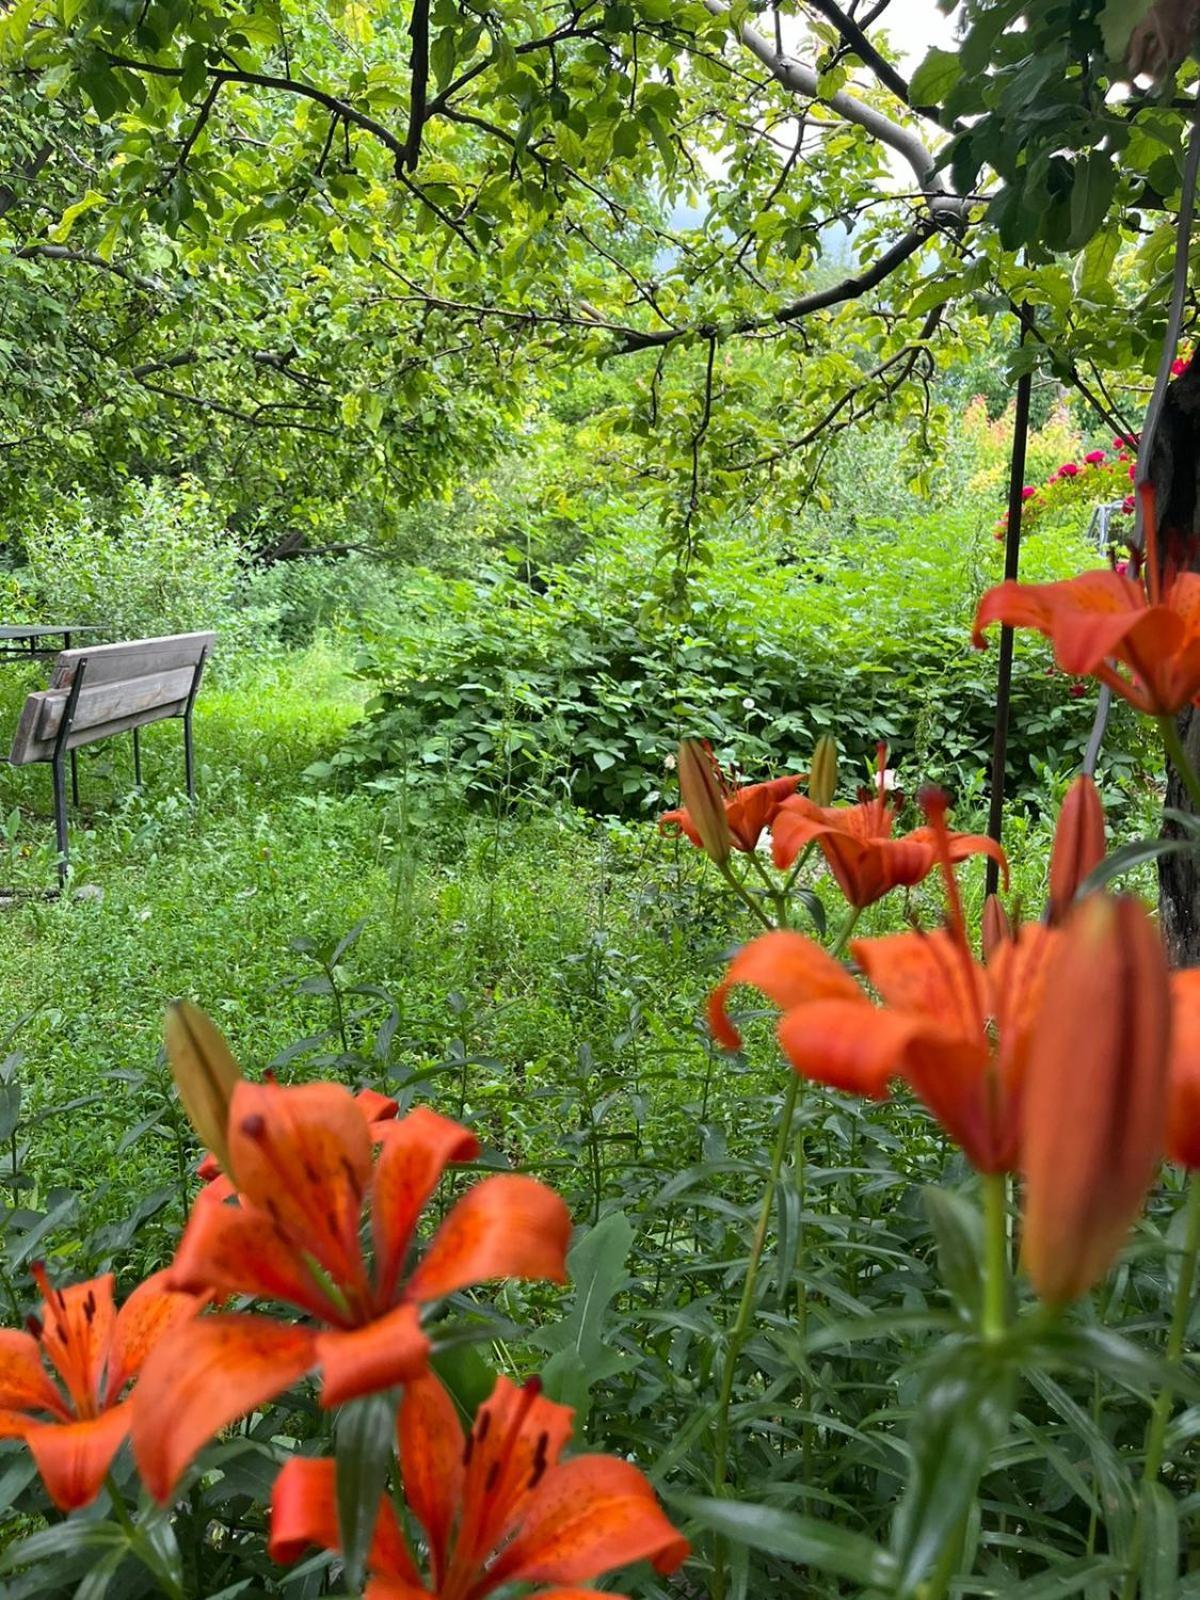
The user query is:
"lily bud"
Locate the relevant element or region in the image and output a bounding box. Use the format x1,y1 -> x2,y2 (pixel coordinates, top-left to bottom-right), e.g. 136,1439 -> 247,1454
164,1001 -> 244,1178
981,894 -> 1011,959
1021,896 -> 1170,1304
808,734 -> 838,807
1047,774 -> 1106,923
677,741 -> 733,865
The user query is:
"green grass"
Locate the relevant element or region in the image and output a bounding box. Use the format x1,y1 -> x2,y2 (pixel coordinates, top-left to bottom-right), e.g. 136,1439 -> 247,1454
0,634 -> 1158,1283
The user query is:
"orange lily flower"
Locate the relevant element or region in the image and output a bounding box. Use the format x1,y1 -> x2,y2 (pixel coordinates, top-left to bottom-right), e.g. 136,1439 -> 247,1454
974,490 -> 1200,717
769,755 -> 1006,909
132,1083 -> 571,1502
269,1371 -> 690,1598
1021,896 -> 1171,1303
661,744 -> 804,855
711,796 -> 1056,1171
0,1266 -> 203,1510
195,1085 -> 400,1189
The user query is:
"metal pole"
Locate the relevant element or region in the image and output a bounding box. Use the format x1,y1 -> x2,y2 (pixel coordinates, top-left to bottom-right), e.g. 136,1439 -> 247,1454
132,726 -> 142,789
985,362 -> 1033,898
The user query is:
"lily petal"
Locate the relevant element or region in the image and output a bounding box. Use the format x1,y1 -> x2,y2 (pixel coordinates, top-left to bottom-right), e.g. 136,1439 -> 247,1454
315,1302 -> 429,1409
777,999 -> 916,1098
226,1080 -> 373,1294
269,1456 -> 422,1583
708,929 -> 863,1052
24,1404 -> 131,1511
396,1372 -> 465,1586
488,1454 -> 690,1588
35,1272 -> 116,1418
132,1315 -> 317,1502
1169,969 -> 1200,1169
371,1107 -> 480,1305
105,1271 -> 206,1405
406,1175 -> 571,1303
0,1329 -> 69,1417
169,1189 -> 344,1322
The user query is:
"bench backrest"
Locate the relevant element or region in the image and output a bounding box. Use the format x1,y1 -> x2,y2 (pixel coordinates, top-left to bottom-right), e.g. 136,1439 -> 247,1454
8,632 -> 215,766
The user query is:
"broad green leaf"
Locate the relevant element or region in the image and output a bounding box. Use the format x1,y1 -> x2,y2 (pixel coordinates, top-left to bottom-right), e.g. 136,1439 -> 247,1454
672,1494 -> 896,1587
335,1391 -> 396,1591
910,48 -> 961,108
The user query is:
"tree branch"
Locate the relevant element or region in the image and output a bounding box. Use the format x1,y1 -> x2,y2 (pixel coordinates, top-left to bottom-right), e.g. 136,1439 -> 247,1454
802,0 -> 912,107
0,142 -> 52,221
698,0 -> 961,214
14,242 -> 161,292
401,0 -> 430,171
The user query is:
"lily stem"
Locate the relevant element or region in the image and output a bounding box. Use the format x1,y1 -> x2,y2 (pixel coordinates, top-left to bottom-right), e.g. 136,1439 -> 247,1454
710,907 -> 857,1600
1158,714 -> 1200,814
1122,1170 -> 1200,1600
710,1069 -> 801,1600
981,1171 -> 1008,1344
105,1474 -> 186,1600
717,859 -> 775,932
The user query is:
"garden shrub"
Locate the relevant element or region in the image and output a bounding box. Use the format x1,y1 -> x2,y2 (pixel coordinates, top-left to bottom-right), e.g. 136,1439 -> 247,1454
20,477 -> 255,654
324,510 -> 1151,816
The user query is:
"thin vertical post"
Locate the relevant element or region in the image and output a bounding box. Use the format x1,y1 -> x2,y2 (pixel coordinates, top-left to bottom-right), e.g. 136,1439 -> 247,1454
182,648 -> 207,802
985,361 -> 1033,897
132,726 -> 142,789
51,660 -> 87,892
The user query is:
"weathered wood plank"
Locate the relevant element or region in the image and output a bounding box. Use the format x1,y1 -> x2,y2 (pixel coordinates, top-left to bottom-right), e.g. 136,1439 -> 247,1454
48,632 -> 215,690
7,632 -> 213,767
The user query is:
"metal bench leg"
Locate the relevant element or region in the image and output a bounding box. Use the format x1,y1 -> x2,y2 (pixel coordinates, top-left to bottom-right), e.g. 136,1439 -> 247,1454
132,726 -> 142,789
70,750 -> 79,807
50,661 -> 87,893
182,648 -> 208,803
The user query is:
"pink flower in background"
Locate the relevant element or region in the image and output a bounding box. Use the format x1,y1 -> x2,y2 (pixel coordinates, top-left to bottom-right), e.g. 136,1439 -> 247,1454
1058,463 -> 1079,479
1129,464 -> 1137,480
1069,683 -> 1088,699
1085,450 -> 1106,465
1021,486 -> 1036,501
1122,496 -> 1135,514
1113,434 -> 1139,449
1115,560 -> 1130,576
1172,357 -> 1189,376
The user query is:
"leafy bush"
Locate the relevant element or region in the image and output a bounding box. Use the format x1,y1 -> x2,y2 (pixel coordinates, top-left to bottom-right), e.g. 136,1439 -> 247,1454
20,477 -> 253,654
325,511 -> 1152,815
235,552 -> 409,648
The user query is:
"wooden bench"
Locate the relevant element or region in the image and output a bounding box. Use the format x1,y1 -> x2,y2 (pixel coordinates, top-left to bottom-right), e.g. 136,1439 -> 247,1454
7,632 -> 214,890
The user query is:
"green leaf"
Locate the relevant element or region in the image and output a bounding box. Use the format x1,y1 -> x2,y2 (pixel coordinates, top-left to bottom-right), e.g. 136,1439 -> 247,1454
923,1184 -> 982,1321
335,1391 -> 396,1590
1079,227 -> 1121,296
49,189 -> 107,244
891,1346 -> 1015,1596
538,1211 -> 634,1429
1068,152 -> 1116,251
1139,1481 -> 1179,1599
1002,1556 -> 1127,1598
672,1494 -> 896,1587
909,47 -> 960,109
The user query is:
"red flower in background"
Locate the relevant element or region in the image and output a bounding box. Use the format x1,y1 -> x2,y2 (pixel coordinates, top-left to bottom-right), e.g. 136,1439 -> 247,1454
0,1267 -> 204,1509
1021,485 -> 1037,501
1058,462 -> 1079,478
1085,450 -> 1107,465
269,1372 -> 690,1598
132,1086 -> 571,1501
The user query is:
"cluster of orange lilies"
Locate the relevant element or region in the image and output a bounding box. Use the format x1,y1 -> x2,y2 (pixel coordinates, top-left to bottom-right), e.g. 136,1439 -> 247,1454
0,1030 -> 688,1597
4,482 -> 1200,1592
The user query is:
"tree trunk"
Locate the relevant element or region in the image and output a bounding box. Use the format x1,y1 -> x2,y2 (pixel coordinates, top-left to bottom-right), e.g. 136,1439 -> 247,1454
1160,704 -> 1200,962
